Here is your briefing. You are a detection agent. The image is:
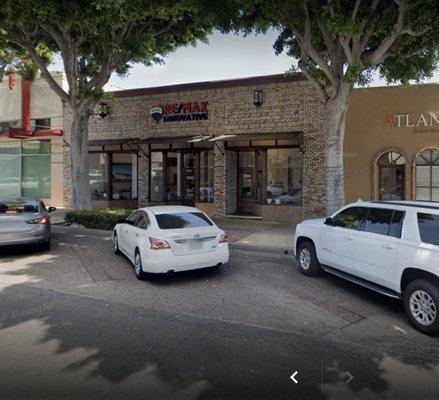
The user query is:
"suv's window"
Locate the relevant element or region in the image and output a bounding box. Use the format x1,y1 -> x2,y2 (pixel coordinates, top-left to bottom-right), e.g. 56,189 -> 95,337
363,208 -> 404,237
417,213 -> 439,245
331,207 -> 367,229
388,210 -> 405,238
136,212 -> 149,230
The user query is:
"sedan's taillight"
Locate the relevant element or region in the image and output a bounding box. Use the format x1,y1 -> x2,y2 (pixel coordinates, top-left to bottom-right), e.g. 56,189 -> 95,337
26,216 -> 49,225
219,233 -> 228,243
149,237 -> 170,250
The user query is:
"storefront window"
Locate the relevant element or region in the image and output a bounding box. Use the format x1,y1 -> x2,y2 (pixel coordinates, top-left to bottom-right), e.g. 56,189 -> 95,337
166,152 -> 181,201
377,151 -> 405,200
266,148 -> 302,205
89,153 -> 109,200
416,148 -> 439,201
150,152 -> 164,202
199,151 -> 213,203
0,140 -> 51,198
112,153 -> 137,200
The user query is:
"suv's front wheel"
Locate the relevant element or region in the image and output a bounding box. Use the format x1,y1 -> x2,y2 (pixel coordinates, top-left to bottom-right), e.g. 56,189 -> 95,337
297,241 -> 321,276
403,279 -> 439,335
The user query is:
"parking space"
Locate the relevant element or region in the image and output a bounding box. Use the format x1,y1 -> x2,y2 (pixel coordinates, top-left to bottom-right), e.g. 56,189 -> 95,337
0,222 -> 438,399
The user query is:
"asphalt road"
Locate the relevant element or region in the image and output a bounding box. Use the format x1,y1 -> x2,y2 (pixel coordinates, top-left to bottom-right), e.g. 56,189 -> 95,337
0,224 -> 438,400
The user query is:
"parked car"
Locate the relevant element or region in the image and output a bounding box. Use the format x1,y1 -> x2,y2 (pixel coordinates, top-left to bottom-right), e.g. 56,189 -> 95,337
113,206 -> 229,279
0,198 -> 56,250
294,200 -> 439,335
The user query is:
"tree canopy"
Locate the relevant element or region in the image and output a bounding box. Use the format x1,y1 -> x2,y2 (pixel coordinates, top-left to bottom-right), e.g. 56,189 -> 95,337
222,0 -> 439,102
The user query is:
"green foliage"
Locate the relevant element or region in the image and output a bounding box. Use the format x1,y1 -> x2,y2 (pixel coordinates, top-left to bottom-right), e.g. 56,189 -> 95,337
65,208 -> 133,230
224,0 -> 439,96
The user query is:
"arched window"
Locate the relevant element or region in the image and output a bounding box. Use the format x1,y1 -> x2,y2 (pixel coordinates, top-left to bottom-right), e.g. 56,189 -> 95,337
377,151 -> 406,200
415,148 -> 439,201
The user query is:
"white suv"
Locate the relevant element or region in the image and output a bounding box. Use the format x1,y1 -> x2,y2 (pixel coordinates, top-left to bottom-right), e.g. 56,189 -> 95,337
294,200 -> 439,335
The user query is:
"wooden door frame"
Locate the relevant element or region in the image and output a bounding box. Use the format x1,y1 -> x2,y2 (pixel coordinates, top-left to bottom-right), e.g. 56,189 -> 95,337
237,166 -> 255,214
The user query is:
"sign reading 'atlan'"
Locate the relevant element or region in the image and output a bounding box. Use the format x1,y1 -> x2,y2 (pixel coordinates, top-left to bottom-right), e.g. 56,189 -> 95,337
150,102 -> 208,123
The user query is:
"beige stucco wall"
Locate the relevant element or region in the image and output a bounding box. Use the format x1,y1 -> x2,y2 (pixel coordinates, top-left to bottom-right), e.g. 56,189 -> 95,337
344,83 -> 439,203
0,73 -> 65,206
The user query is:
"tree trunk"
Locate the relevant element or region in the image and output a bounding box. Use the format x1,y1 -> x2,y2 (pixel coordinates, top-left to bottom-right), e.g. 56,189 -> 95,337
70,107 -> 92,210
323,83 -> 351,215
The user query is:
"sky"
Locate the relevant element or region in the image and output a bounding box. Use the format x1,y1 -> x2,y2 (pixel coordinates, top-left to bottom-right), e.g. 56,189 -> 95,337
50,29 -> 439,91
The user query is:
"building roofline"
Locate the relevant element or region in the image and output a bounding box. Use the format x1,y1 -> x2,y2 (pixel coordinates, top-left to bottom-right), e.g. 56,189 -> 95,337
353,82 -> 439,92
109,73 -> 307,98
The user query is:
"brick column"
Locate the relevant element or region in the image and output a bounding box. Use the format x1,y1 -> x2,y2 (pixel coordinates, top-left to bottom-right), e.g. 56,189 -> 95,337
214,143 -> 237,217
137,143 -> 149,207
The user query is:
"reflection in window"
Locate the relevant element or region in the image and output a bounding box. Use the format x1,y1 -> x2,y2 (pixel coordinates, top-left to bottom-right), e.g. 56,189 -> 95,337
0,140 -> 51,198
166,152 -> 181,201
199,151 -> 213,203
150,152 -> 163,202
415,148 -> 439,201
89,153 -> 109,200
377,151 -> 405,200
267,148 -> 302,205
331,207 -> 367,229
112,153 -> 137,200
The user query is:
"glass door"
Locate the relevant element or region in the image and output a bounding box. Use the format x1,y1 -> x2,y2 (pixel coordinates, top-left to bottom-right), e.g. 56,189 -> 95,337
379,165 -> 404,200
182,152 -> 197,205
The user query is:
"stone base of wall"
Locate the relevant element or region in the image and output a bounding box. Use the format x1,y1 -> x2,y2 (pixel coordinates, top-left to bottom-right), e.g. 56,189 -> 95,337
92,200 -> 138,210
255,204 -> 303,224
195,202 -> 214,216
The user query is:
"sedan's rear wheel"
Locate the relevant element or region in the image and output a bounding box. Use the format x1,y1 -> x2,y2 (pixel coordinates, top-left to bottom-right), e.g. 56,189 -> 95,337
403,279 -> 439,335
297,241 -> 321,276
113,233 -> 121,255
133,249 -> 147,280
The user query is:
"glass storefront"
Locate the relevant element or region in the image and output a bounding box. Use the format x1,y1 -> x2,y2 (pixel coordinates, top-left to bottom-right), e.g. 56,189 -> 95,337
149,150 -> 214,204
415,148 -> 439,201
266,148 -> 302,205
0,140 -> 51,198
89,152 -> 137,200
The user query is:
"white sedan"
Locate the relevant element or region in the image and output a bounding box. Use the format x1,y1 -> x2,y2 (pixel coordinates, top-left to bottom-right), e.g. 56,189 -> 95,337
113,206 -> 229,279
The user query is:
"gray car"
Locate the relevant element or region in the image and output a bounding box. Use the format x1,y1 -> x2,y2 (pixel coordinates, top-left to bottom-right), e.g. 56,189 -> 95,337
0,198 -> 56,250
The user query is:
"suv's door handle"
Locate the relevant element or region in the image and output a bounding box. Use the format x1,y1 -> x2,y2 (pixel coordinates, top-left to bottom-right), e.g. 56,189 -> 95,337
382,244 -> 395,250
344,235 -> 354,241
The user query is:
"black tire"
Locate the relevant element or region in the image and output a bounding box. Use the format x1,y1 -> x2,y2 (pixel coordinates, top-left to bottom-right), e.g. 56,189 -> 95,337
113,233 -> 121,255
403,279 -> 439,335
40,239 -> 51,251
133,249 -> 147,280
297,241 -> 321,276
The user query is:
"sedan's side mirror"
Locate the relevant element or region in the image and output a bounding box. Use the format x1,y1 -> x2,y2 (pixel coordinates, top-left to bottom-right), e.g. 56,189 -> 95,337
324,217 -> 333,225
48,206 -> 57,213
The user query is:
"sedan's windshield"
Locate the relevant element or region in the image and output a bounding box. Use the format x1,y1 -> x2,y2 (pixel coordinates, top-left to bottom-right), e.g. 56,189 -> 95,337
0,200 -> 39,214
155,212 -> 213,230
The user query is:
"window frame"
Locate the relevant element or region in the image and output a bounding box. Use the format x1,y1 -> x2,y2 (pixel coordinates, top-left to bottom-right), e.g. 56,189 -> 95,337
415,148 -> 439,201
361,207 -> 405,239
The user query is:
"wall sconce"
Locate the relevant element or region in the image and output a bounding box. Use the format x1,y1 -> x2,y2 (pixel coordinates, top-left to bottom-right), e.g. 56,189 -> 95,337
98,102 -> 110,118
253,89 -> 263,108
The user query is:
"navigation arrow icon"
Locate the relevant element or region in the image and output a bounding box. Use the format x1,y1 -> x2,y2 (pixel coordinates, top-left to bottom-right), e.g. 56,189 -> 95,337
290,371 -> 299,384
345,371 -> 354,384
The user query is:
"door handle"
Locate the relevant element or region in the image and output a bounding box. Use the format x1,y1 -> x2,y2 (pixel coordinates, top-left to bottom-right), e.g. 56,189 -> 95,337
382,244 -> 395,250
344,235 -> 354,241
135,234 -> 139,237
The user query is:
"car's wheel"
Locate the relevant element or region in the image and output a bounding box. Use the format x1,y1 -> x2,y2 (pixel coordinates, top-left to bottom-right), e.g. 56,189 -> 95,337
113,233 -> 121,255
40,239 -> 51,251
133,249 -> 147,280
297,241 -> 321,276
403,279 -> 439,335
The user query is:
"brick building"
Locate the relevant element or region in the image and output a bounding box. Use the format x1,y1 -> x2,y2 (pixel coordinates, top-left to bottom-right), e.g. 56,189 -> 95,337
63,73 -> 326,222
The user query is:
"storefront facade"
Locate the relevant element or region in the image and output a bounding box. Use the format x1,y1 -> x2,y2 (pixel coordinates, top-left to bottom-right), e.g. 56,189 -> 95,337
0,73 -> 65,206
344,83 -> 439,204
63,74 -> 326,222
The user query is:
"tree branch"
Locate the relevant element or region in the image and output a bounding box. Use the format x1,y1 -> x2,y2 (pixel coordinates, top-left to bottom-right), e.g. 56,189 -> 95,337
298,59 -> 328,103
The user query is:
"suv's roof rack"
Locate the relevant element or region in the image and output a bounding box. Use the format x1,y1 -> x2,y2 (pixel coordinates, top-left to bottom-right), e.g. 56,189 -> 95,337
370,200 -> 439,211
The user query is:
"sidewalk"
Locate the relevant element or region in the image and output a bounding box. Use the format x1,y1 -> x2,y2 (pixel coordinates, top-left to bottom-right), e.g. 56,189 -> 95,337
214,217 -> 295,255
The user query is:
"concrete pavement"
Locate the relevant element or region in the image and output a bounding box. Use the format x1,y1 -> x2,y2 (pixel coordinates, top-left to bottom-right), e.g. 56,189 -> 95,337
0,223 -> 438,399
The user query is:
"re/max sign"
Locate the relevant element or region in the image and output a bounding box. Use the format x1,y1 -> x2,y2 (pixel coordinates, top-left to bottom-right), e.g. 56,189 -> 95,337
150,102 -> 208,123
